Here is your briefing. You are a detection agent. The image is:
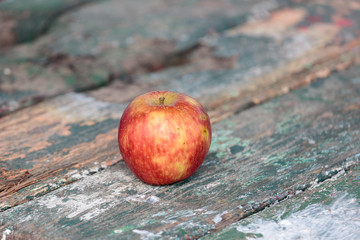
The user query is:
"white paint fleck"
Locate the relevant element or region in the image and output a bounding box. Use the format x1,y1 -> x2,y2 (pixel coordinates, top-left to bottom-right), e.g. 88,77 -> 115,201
236,194 -> 360,239
69,173 -> 83,180
205,181 -> 221,189
38,193 -> 115,221
1,167 -> 158,227
161,219 -> 177,225
152,211 -> 167,217
205,210 -> 217,215
133,229 -> 162,240
194,208 -> 205,212
36,170 -> 134,221
213,211 -> 229,224
19,214 -> 33,223
194,208 -> 217,215
89,167 -> 99,174
1,228 -> 12,240
38,195 -> 63,209
3,68 -> 11,75
48,182 -> 60,189
248,0 -> 278,22
295,190 -> 303,195
304,137 -> 316,145
125,194 -> 147,202
125,195 -> 160,204
148,196 -> 160,204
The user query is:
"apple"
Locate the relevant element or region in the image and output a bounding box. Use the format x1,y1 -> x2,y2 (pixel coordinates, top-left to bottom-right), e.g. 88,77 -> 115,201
118,90 -> 212,185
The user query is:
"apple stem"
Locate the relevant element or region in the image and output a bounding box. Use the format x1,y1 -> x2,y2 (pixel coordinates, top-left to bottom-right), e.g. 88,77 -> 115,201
159,96 -> 165,105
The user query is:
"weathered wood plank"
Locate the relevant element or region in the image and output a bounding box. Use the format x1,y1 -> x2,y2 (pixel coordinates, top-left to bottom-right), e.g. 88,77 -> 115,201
0,93 -> 125,211
87,0 -> 360,123
1,62 -> 359,239
0,0 -> 272,116
3,0 -> 360,210
1,44 -> 359,212
0,0 -> 97,47
204,165 -> 360,240
3,0 -> 360,117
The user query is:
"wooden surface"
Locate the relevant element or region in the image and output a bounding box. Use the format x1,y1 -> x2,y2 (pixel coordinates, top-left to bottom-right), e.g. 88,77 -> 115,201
1,0 -> 360,239
205,165 -> 360,240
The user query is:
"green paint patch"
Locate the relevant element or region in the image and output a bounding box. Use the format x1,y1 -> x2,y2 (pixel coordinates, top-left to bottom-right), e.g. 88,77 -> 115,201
242,148 -> 255,157
276,115 -> 300,134
0,90 -> 35,102
206,227 -> 263,240
27,65 -> 42,75
58,216 -> 82,227
114,224 -> 136,233
178,228 -> 187,237
211,228 -> 247,240
63,75 -> 77,87
91,74 -> 106,86
265,152 -> 287,165
210,128 -> 251,159
25,195 -> 34,200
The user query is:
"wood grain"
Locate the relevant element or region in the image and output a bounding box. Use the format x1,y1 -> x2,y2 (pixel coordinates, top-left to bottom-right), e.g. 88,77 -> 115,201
2,0 -> 360,213
87,0 -> 360,123
204,165 -> 360,239
1,62 -> 359,239
1,0 -> 360,238
0,0 -> 269,116
3,0 -> 360,117
0,93 -> 125,211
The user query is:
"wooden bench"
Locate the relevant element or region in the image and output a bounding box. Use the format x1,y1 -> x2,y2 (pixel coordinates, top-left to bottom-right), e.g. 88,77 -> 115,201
1,0 -> 359,239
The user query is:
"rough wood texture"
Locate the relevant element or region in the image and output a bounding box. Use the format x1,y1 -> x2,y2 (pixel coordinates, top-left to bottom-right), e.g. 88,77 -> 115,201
87,0 -> 360,123
0,93 -> 125,211
1,62 -> 359,239
1,0 -> 360,238
2,0 -> 360,117
0,0 -> 270,116
1,32 -> 359,213
204,165 -> 360,239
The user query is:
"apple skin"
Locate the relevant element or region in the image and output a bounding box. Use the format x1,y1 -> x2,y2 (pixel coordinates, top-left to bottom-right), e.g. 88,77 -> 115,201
118,90 -> 212,185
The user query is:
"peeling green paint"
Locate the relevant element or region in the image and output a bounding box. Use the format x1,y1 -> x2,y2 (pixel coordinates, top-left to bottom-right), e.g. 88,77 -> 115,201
210,127 -> 251,159
91,73 -> 107,86
276,115 -> 301,134
63,75 -> 77,87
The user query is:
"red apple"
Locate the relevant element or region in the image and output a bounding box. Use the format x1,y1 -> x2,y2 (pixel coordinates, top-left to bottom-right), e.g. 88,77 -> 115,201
118,90 -> 212,185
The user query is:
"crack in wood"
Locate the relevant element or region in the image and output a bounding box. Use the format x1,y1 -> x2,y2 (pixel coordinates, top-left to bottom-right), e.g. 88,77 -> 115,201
203,153 -> 360,237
